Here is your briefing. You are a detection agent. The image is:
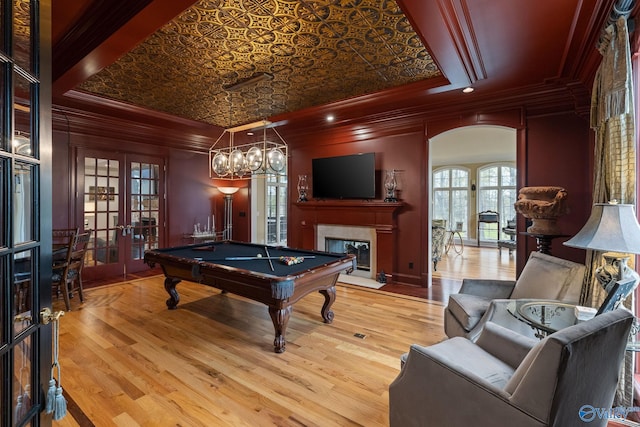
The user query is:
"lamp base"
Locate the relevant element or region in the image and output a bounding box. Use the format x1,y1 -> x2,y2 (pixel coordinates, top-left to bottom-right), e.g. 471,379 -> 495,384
595,253 -> 640,294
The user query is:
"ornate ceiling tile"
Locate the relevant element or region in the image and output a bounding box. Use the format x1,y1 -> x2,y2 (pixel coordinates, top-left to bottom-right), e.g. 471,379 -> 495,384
78,0 -> 441,127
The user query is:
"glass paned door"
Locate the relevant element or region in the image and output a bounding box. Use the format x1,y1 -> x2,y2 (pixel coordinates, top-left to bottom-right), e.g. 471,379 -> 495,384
80,151 -> 164,279
129,161 -> 160,261
83,156 -> 121,276
1,0 -> 49,425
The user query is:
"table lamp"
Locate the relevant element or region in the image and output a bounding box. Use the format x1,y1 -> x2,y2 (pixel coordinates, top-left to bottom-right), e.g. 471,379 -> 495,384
564,202 -> 640,294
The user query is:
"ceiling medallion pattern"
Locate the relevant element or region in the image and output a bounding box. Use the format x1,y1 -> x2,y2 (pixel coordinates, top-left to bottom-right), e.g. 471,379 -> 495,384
79,0 -> 441,127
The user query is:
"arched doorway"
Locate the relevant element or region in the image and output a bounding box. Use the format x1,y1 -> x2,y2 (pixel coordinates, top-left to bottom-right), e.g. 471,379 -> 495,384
429,125 -> 518,287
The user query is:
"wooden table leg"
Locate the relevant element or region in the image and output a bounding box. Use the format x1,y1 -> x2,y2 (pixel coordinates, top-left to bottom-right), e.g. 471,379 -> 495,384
269,305 -> 292,353
164,277 -> 181,309
319,286 -> 336,323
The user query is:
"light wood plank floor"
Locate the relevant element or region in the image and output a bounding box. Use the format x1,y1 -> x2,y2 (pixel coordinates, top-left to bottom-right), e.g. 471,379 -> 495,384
53,277 -> 446,427
433,244 -> 517,283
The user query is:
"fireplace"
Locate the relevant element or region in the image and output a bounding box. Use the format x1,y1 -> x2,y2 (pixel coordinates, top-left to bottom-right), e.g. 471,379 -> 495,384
295,200 -> 403,283
317,224 -> 377,279
326,238 -> 370,271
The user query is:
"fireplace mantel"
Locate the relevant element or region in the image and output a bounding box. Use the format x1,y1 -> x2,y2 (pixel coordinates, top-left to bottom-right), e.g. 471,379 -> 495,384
294,200 -> 403,282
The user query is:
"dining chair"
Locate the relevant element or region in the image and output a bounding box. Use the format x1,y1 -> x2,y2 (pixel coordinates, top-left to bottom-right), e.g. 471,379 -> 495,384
52,230 -> 90,310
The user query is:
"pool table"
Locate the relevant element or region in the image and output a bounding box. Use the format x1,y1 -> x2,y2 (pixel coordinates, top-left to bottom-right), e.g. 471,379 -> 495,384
144,240 -> 356,353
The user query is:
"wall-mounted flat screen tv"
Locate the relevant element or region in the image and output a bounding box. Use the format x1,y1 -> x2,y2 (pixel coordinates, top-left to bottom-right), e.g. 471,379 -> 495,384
312,153 -> 376,199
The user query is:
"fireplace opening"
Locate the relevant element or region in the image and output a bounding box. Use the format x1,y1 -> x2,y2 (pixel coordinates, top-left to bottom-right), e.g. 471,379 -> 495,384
326,238 -> 370,271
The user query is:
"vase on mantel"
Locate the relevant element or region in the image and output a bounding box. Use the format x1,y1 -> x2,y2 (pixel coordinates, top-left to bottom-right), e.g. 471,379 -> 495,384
297,174 -> 309,202
384,170 -> 397,202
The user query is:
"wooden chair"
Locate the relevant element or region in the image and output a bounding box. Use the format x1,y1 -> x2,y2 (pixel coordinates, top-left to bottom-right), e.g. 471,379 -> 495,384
52,230 -> 90,310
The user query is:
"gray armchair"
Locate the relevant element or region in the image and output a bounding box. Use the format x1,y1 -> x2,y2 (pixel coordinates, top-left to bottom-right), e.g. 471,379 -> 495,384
444,251 -> 585,340
389,309 -> 634,427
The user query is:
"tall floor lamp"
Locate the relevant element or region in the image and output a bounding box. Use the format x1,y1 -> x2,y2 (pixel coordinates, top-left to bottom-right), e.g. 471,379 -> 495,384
218,187 -> 239,240
564,202 -> 640,297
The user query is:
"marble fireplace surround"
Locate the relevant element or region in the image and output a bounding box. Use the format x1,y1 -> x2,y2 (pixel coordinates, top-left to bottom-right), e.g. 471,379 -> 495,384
295,200 -> 403,283
317,225 -> 377,279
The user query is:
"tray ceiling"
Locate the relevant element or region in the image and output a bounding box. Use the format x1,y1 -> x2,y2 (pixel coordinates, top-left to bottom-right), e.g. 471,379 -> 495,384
76,0 -> 441,128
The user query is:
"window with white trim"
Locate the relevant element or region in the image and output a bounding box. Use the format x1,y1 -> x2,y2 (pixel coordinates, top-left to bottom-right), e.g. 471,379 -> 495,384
433,167 -> 470,236
477,163 -> 517,241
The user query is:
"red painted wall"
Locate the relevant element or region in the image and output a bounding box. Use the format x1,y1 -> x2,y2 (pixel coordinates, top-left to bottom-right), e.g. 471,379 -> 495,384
285,109 -> 593,286
51,98 -> 593,287
286,120 -> 427,285
524,112 -> 593,263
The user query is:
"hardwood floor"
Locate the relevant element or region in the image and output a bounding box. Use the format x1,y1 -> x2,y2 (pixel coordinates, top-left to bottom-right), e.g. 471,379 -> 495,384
380,245 -> 517,302
53,246 -> 514,426
52,277 -> 446,427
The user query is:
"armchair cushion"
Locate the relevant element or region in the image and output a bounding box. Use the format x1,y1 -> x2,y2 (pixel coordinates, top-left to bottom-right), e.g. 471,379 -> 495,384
476,321 -> 538,368
458,278 -> 516,299
409,337 -> 516,389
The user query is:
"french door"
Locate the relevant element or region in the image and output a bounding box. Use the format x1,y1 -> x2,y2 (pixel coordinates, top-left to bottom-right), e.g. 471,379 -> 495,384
78,149 -> 165,280
1,0 -> 53,425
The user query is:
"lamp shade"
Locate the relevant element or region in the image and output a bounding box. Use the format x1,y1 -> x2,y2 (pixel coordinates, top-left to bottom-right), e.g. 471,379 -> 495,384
217,186 -> 240,195
563,203 -> 640,254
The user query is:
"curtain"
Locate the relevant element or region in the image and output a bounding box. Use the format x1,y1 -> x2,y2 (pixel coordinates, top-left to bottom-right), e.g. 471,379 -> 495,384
587,15 -> 636,407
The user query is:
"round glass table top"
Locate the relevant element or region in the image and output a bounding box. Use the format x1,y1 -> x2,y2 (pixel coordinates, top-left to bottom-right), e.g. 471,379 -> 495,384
507,300 -> 578,334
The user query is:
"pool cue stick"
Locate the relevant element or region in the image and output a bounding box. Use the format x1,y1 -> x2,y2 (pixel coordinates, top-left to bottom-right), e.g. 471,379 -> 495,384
264,246 -> 275,272
200,256 -> 317,261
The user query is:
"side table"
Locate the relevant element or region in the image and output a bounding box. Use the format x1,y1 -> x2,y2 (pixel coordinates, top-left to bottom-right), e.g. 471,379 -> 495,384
506,299 -> 578,338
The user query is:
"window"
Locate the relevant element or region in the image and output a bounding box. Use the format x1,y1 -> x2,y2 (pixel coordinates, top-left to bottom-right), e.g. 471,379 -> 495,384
266,174 -> 287,245
251,173 -> 288,246
477,164 -> 517,241
433,167 -> 469,236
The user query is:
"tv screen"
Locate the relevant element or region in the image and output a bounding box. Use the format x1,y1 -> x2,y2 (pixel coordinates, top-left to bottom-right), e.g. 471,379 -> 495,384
312,153 -> 376,199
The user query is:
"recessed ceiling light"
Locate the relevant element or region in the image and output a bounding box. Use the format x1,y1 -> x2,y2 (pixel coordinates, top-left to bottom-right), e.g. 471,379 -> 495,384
462,87 -> 474,93
326,114 -> 335,122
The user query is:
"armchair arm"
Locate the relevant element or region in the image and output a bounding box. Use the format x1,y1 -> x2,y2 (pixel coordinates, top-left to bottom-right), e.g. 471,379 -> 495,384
476,321 -> 538,368
389,340 -> 544,427
459,278 -> 516,299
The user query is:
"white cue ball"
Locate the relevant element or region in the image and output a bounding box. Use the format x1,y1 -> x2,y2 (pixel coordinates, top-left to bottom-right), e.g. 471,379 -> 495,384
257,254 -> 262,258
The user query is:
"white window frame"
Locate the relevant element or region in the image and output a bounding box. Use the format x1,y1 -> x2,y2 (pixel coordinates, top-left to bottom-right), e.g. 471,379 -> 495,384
432,166 -> 470,236
251,174 -> 288,246
477,163 -> 517,242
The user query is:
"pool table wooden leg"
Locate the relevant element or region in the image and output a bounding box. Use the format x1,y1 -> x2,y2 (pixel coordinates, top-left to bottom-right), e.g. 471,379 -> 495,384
269,305 -> 292,353
164,277 -> 181,309
319,285 -> 336,323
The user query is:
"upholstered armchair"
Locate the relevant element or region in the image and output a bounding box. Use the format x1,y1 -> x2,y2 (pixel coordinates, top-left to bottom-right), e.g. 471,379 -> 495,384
432,222 -> 447,271
389,309 -> 634,427
444,252 -> 585,341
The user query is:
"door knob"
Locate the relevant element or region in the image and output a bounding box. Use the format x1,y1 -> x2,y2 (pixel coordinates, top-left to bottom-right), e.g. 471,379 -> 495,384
40,307 -> 64,325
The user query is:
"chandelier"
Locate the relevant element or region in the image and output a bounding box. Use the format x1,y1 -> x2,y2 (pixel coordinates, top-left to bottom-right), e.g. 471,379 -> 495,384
208,120 -> 287,180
